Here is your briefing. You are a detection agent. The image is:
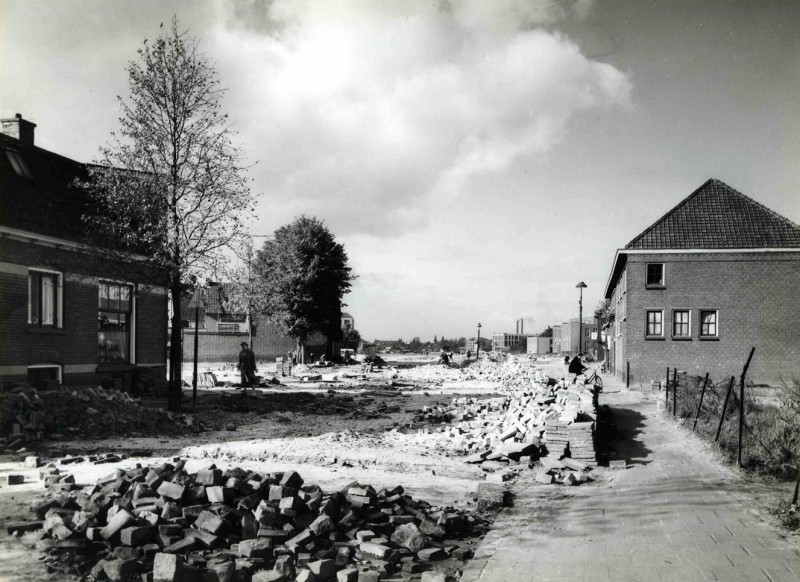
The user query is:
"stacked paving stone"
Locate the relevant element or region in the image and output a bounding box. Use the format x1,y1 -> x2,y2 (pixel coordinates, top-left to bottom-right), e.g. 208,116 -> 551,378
18,461 -> 486,581
414,377 -> 599,485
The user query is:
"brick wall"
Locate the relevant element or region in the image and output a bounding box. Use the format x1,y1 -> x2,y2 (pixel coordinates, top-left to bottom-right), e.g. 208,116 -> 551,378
621,251 -> 800,385
181,319 -> 327,363
0,238 -> 167,387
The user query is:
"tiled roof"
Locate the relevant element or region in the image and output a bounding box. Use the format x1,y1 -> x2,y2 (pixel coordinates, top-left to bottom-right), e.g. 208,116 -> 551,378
0,133 -> 89,241
625,179 -> 800,250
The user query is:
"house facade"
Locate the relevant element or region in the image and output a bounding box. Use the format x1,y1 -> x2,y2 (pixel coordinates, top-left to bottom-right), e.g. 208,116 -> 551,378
526,335 -> 553,355
557,318 -> 598,356
604,179 -> 800,385
0,115 -> 168,391
341,312 -> 354,330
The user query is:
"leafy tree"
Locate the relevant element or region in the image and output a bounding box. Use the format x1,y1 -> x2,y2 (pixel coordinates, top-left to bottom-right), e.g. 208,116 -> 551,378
254,216 -> 354,362
342,327 -> 362,349
79,18 -> 253,410
538,326 -> 553,337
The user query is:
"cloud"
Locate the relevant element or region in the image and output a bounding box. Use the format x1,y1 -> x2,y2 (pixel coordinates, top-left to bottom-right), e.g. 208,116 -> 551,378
214,0 -> 630,236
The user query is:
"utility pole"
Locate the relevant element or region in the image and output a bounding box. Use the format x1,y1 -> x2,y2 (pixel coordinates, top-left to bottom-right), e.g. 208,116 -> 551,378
576,282 -> 587,354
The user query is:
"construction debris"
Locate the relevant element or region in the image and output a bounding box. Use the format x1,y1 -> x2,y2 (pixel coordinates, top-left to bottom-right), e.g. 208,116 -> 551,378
410,365 -> 599,486
1,385 -> 189,447
28,463 -> 488,581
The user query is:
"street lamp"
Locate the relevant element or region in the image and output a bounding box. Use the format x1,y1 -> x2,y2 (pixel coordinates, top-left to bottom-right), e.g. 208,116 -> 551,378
576,282 -> 587,354
476,323 -> 482,359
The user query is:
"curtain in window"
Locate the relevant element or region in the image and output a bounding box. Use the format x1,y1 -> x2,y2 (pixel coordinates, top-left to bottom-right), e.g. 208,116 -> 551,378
41,275 -> 56,325
98,312 -> 129,363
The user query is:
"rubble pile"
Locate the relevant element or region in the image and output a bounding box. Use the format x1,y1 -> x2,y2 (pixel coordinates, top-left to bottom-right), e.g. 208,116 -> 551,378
414,376 -> 599,486
18,462 -> 487,581
1,385 -> 188,448
397,357 -> 553,388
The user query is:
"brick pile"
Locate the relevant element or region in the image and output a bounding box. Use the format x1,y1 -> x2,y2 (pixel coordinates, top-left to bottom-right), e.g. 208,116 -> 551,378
13,462 -> 487,581
414,378 -> 599,486
1,385 -> 188,448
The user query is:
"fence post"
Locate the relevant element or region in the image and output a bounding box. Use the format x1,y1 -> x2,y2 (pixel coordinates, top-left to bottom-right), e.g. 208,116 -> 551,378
672,368 -> 678,417
693,372 -> 709,432
792,466 -> 799,506
715,376 -> 735,442
665,367 -> 670,409
626,361 -> 630,388
738,347 -> 756,467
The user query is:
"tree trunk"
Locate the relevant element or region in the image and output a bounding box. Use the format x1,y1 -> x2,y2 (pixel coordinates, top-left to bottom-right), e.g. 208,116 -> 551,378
168,284 -> 184,411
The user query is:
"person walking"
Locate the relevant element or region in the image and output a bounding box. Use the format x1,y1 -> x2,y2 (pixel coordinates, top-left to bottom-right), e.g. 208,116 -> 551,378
238,341 -> 257,388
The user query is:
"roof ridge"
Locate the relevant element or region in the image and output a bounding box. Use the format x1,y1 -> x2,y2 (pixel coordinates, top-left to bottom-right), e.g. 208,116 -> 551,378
624,179 -> 715,249
716,178 -> 800,229
624,178 -> 800,250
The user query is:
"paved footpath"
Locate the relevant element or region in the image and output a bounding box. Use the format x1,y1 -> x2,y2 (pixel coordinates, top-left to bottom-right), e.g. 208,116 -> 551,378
462,375 -> 799,582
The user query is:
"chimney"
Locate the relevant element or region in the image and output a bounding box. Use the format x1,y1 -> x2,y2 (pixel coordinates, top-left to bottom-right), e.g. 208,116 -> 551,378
520,319 -> 524,334
515,320 -> 519,334
1,113 -> 36,146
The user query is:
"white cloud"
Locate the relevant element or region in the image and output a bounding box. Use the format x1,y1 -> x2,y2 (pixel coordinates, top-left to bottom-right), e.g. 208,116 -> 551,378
215,0 -> 631,236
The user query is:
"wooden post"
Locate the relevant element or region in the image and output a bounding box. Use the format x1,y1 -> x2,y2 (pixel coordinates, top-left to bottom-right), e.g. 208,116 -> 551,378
665,367 -> 670,408
792,466 -> 799,506
672,368 -> 678,417
693,373 -> 710,432
715,376 -> 736,442
738,347 -> 756,467
626,361 -> 630,388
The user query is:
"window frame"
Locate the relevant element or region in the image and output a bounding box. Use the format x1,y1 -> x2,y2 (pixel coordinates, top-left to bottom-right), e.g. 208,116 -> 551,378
645,309 -> 664,339
98,280 -> 136,364
699,309 -> 719,340
645,263 -> 665,289
28,268 -> 63,328
27,364 -> 62,389
672,309 -> 691,340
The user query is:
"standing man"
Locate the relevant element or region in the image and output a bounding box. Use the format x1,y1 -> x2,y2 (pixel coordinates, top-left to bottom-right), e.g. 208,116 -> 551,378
238,341 -> 257,388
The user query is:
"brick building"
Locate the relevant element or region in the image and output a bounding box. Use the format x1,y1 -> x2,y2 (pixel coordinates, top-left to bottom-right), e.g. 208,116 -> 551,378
604,179 -> 800,385
0,114 -> 168,390
556,318 -> 598,356
180,283 -> 330,363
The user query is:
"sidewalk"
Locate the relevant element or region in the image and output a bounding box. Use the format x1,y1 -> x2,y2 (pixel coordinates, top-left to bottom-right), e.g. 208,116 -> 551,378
461,375 -> 799,582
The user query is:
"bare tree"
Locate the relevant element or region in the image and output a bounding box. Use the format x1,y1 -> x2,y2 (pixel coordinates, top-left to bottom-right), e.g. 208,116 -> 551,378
79,17 -> 254,410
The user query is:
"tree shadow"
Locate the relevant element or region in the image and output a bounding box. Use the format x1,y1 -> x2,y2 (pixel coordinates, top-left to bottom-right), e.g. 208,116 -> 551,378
603,406 -> 653,466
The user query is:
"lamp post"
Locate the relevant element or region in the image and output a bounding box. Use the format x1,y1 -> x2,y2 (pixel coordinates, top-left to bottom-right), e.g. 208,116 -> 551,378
476,323 -> 482,359
576,282 -> 587,354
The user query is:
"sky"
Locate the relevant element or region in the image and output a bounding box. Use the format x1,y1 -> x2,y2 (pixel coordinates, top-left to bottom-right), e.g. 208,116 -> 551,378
2,0 -> 799,342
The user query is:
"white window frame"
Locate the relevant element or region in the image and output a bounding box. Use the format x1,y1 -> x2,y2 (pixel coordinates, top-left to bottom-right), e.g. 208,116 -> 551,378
699,309 -> 719,338
28,268 -> 63,328
645,263 -> 665,288
645,309 -> 664,337
98,279 -> 137,364
27,364 -> 62,388
672,309 -> 691,338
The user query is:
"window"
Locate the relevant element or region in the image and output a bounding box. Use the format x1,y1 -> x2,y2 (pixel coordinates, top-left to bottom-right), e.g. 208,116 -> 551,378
672,310 -> 690,338
646,263 -> 664,287
5,150 -> 33,179
98,281 -> 133,363
700,310 -> 718,338
646,310 -> 663,337
29,270 -> 62,327
27,365 -> 61,390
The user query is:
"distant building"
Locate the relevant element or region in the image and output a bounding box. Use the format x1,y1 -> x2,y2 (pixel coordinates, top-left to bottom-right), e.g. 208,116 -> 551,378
527,335 -> 553,355
551,325 -> 562,354
465,337 -> 492,354
0,114 -> 167,391
180,283 -> 330,363
558,318 -> 598,356
491,333 -> 530,353
341,312 -> 354,330
604,179 -> 800,385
